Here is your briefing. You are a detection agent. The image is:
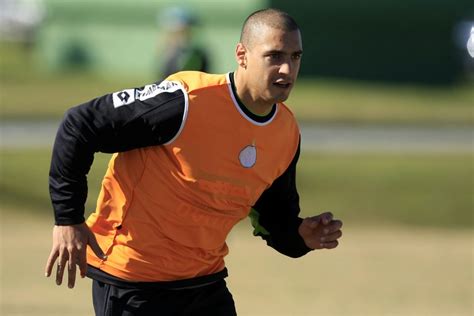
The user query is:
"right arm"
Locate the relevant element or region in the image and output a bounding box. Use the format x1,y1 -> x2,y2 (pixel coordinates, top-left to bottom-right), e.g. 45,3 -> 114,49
50,81 -> 186,225
46,80 -> 187,287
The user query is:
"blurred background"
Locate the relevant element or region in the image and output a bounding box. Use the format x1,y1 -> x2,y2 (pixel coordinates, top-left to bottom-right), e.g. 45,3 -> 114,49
0,0 -> 473,315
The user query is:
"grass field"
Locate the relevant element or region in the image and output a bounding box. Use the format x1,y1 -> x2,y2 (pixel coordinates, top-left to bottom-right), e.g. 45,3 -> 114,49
1,149 -> 472,229
288,80 -> 474,125
1,211 -> 472,316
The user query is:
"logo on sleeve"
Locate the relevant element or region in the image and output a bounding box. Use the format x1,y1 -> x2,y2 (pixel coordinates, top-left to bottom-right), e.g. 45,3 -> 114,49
118,91 -> 130,103
136,81 -> 181,101
112,81 -> 182,108
112,89 -> 136,108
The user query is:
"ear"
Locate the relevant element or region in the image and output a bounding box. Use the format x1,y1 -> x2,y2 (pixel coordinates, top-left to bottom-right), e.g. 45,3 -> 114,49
235,43 -> 247,69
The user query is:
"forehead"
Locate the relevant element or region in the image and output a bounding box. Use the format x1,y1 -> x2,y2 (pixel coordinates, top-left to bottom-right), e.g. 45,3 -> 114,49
250,25 -> 302,53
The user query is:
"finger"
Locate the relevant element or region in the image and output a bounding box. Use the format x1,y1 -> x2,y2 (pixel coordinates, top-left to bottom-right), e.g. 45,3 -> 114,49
55,252 -> 68,285
45,249 -> 59,277
322,240 -> 339,249
322,220 -> 343,234
68,256 -> 77,289
303,217 -> 320,229
320,230 -> 342,243
320,212 -> 334,225
87,230 -> 107,260
77,245 -> 88,279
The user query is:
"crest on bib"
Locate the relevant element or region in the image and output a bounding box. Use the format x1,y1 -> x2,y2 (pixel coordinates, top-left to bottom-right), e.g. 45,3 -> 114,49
239,144 -> 257,168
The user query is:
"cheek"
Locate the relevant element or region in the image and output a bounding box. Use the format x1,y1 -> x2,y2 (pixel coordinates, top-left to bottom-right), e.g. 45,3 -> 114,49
252,67 -> 271,84
293,61 -> 302,75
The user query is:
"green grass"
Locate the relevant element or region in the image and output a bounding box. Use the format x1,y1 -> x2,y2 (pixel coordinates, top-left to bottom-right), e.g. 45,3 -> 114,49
288,79 -> 474,125
297,152 -> 474,228
1,148 -> 472,228
0,149 -> 111,217
0,73 -> 148,120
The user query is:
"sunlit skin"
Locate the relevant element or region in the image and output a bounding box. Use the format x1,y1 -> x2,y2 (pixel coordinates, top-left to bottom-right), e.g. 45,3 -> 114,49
234,25 -> 303,115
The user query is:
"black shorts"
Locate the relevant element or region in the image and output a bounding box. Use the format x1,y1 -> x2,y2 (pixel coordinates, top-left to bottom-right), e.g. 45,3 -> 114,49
92,279 -> 237,316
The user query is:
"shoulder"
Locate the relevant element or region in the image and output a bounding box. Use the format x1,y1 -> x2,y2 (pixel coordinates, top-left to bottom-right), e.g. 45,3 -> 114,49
277,102 -> 300,133
165,71 -> 228,93
278,102 -> 297,120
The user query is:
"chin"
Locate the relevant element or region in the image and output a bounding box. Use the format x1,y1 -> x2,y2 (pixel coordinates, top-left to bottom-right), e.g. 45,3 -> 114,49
265,89 -> 292,104
274,93 -> 291,104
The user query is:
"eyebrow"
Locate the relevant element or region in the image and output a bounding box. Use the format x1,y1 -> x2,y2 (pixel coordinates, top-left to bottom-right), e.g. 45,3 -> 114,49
264,49 -> 303,55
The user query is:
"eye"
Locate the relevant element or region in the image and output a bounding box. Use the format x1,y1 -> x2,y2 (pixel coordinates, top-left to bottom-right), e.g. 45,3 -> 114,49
292,53 -> 302,60
267,53 -> 282,61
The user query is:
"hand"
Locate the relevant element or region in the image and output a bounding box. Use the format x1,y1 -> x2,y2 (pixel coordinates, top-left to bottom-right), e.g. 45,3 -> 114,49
298,212 -> 343,250
45,223 -> 106,288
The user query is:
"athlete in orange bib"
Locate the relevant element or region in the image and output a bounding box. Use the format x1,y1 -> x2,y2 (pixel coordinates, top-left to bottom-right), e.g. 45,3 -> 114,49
45,8 -> 343,315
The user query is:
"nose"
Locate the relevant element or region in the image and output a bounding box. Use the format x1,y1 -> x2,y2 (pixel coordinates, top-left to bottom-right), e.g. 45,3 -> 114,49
279,60 -> 291,75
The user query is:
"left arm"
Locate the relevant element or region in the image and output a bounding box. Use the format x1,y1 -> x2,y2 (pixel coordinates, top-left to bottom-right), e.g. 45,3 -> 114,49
251,140 -> 310,258
251,139 -> 343,258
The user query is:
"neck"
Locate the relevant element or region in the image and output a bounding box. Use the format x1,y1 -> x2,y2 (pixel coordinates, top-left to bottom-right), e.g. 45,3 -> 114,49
234,69 -> 273,116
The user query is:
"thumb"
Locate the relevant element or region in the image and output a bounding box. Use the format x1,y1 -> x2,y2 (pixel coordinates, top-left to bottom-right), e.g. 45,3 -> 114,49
303,217 -> 320,230
87,230 -> 107,260
299,217 -> 321,242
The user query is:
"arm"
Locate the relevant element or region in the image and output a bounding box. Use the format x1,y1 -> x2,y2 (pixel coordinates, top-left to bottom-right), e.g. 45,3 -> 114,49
251,139 -> 343,258
50,81 -> 185,225
46,80 -> 186,287
251,139 -> 311,258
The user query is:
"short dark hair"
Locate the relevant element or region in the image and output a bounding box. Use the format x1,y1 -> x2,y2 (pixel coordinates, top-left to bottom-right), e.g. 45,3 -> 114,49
240,8 -> 300,47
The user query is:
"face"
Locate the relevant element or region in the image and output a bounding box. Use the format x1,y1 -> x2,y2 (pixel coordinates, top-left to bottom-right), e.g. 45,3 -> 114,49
238,26 -> 303,106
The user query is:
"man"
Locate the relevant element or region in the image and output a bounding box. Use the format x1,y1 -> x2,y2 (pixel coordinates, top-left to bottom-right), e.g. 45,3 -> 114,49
157,6 -> 209,77
45,8 -> 343,315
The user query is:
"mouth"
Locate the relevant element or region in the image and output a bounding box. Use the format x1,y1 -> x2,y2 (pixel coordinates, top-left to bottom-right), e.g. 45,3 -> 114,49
273,81 -> 292,89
